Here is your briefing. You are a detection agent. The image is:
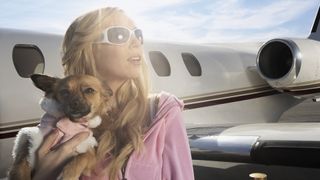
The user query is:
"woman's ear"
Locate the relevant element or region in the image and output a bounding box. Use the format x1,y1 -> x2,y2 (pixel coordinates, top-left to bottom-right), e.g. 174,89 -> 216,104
30,74 -> 59,93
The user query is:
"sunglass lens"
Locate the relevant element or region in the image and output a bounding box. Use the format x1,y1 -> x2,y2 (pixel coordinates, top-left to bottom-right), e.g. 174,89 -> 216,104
135,29 -> 143,44
107,27 -> 130,44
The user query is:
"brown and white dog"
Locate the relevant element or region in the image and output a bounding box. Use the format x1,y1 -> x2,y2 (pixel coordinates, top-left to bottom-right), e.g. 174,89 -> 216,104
8,74 -> 112,180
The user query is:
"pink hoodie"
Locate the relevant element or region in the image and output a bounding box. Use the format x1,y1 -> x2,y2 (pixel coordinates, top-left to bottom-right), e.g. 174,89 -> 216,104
81,92 -> 195,180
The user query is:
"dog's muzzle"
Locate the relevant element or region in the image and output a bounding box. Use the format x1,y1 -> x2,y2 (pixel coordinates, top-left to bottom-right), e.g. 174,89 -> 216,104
64,100 -> 91,120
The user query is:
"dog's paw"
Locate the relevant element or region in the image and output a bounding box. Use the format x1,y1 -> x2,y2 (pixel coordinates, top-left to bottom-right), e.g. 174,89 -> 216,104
76,136 -> 97,153
87,116 -> 102,128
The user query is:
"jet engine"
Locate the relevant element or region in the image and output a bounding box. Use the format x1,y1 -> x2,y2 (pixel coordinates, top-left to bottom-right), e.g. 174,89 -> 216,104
256,38 -> 320,98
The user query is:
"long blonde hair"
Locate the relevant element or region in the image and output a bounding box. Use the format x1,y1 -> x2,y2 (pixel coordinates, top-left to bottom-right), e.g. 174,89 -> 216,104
62,7 -> 150,180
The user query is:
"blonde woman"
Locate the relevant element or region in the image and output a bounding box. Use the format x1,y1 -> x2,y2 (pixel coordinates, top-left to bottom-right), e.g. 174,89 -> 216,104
32,7 -> 194,180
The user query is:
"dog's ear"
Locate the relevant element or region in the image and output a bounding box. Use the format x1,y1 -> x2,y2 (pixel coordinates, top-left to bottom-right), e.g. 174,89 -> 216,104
101,83 -> 113,97
30,74 -> 59,93
105,88 -> 113,97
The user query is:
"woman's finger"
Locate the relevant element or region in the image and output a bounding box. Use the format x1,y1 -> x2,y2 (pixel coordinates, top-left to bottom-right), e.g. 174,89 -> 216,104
56,132 -> 90,157
37,129 -> 59,157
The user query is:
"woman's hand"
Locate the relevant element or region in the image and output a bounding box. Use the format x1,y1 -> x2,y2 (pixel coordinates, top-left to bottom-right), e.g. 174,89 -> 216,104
32,129 -> 89,180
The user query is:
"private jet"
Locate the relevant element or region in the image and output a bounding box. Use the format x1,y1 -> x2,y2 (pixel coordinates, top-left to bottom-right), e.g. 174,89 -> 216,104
1,6 -> 320,180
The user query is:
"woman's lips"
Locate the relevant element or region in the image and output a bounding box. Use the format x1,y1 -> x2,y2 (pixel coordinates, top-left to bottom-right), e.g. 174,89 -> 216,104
128,56 -> 141,65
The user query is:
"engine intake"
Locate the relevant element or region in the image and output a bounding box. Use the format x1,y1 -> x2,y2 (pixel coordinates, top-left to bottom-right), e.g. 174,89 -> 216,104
257,39 -> 301,88
256,38 -> 320,98
258,41 -> 294,79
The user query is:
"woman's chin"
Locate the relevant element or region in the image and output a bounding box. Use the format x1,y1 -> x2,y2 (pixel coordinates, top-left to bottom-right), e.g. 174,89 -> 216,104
129,69 -> 142,79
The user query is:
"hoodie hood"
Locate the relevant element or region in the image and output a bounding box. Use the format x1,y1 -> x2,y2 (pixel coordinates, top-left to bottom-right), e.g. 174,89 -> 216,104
143,91 -> 184,141
153,91 -> 184,123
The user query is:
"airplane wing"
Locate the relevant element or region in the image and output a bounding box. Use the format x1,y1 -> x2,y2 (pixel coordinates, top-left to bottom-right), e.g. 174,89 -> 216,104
190,123 -> 320,168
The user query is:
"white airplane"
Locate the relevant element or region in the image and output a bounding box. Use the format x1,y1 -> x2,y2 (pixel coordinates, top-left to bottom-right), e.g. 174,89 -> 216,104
1,6 -> 320,180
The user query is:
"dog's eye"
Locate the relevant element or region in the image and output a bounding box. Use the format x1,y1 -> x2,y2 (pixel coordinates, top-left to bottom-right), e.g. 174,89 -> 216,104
59,89 -> 70,97
84,87 -> 95,94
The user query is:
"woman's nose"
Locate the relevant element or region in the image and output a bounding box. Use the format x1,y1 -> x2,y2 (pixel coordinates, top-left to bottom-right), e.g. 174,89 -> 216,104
129,35 -> 142,48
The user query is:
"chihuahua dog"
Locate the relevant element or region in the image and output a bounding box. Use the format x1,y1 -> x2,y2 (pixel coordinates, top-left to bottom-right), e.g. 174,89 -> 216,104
8,74 -> 112,180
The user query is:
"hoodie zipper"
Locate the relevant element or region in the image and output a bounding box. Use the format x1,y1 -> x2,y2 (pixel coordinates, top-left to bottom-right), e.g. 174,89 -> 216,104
121,165 -> 127,180
121,154 -> 130,180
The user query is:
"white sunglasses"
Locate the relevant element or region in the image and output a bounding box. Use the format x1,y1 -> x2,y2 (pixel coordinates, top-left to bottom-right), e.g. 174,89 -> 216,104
96,26 -> 143,45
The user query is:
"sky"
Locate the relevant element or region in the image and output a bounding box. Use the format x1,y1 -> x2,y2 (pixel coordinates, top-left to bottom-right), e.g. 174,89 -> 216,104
0,0 -> 319,43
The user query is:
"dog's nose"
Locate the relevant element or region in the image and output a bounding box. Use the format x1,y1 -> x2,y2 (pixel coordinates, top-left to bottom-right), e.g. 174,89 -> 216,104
66,103 -> 91,120
70,100 -> 81,109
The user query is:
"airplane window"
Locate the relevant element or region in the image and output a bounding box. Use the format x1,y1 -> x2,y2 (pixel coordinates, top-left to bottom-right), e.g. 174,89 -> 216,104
181,52 -> 202,76
12,44 -> 45,78
149,51 -> 171,76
